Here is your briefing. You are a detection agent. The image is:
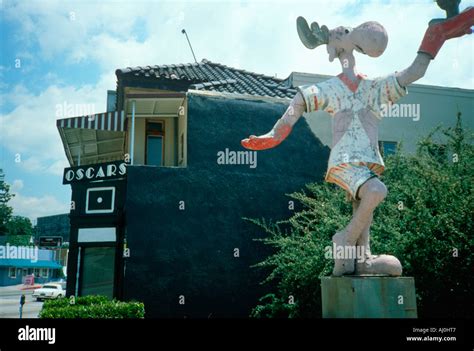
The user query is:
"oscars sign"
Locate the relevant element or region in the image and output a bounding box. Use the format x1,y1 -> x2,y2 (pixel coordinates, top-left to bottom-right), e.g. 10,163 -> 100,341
63,161 -> 127,184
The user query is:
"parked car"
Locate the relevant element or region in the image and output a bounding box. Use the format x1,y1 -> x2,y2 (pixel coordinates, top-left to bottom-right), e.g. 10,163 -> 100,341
32,283 -> 65,301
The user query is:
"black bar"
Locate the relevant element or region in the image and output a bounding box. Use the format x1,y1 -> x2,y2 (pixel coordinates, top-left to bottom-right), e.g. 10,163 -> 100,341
0,318 -> 470,350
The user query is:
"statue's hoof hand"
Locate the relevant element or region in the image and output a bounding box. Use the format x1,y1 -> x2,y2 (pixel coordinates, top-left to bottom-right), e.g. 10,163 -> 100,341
241,138 -> 255,150
436,7 -> 474,38
241,136 -> 278,150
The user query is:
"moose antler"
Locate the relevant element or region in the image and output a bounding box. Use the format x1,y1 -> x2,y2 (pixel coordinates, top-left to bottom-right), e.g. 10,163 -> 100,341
296,16 -> 329,49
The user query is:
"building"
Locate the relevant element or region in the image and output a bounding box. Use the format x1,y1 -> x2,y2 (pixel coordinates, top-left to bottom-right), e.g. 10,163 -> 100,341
35,213 -> 71,245
0,248 -> 63,286
56,59 -> 472,317
57,59 -> 328,315
34,214 -> 70,268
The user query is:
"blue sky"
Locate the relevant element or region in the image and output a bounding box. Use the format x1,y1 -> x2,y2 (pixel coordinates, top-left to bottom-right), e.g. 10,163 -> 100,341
0,0 -> 473,222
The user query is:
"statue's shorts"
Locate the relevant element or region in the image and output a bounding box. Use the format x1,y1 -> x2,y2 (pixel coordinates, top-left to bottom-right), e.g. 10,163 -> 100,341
326,162 -> 382,200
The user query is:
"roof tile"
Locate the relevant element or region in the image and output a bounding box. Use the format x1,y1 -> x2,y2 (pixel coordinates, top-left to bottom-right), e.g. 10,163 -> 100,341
116,59 -> 293,98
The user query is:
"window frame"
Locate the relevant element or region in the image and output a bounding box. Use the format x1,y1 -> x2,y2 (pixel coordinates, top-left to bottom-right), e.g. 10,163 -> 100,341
8,267 -> 16,278
145,119 -> 165,166
40,268 -> 49,278
378,140 -> 398,157
180,132 -> 184,163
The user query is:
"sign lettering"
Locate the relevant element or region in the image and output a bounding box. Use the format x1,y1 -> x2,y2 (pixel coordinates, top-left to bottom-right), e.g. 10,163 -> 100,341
63,161 -> 127,184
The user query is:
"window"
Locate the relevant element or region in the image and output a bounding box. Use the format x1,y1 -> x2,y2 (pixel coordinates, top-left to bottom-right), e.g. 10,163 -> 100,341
379,141 -> 398,157
40,268 -> 49,278
34,268 -> 40,277
81,247 -> 115,299
8,267 -> 16,278
145,121 -> 164,166
42,285 -> 57,289
22,268 -> 28,276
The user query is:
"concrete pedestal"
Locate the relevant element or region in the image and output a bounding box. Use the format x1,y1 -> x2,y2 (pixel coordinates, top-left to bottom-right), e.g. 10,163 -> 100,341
321,276 -> 417,318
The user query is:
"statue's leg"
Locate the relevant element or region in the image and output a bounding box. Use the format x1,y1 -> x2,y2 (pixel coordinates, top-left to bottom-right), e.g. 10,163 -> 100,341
352,199 -> 372,259
352,182 -> 402,276
346,177 -> 387,244
332,177 -> 385,276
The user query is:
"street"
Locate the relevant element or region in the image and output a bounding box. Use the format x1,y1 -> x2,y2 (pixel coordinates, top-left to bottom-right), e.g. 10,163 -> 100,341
0,285 -> 43,318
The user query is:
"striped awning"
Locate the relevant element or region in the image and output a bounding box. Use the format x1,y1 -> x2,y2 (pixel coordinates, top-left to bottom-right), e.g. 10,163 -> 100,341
56,110 -> 126,167
56,110 -> 125,132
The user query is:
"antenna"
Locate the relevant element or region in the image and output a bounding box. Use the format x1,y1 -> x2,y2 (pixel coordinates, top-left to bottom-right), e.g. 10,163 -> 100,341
181,29 -> 198,63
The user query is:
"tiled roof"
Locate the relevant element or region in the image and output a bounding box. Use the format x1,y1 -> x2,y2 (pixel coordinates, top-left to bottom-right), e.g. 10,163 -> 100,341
115,59 -> 296,98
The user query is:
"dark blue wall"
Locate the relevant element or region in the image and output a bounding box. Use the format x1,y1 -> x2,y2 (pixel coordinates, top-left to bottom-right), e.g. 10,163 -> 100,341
124,94 -> 329,317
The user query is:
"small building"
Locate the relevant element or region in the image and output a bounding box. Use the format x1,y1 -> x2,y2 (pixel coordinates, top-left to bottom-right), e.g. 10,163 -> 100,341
58,59 -> 328,316
0,249 -> 63,286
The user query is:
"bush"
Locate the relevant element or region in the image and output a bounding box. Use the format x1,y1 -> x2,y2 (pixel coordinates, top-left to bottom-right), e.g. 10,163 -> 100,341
250,114 -> 473,318
39,295 -> 145,319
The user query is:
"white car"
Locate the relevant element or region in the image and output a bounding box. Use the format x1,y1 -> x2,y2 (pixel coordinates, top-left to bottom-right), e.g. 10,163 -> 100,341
32,283 -> 65,301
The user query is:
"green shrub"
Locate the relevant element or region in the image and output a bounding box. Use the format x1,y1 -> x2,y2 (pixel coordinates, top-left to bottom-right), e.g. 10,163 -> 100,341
39,295 -> 145,319
250,115 -> 473,318
41,298 -> 69,309
42,295 -> 109,310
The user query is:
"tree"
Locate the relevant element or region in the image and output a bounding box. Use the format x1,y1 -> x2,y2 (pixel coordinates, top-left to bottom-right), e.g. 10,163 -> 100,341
6,216 -> 33,236
0,169 -> 33,245
250,114 -> 473,318
6,216 -> 34,246
0,169 -> 14,236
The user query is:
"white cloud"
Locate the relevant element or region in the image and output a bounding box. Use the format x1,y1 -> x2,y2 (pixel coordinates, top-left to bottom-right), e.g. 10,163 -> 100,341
9,190 -> 70,221
11,179 -> 24,192
3,0 -> 472,88
0,73 -> 115,175
17,157 -> 68,177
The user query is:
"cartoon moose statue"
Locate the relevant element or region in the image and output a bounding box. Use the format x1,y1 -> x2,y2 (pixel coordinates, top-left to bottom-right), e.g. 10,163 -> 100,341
241,2 -> 473,276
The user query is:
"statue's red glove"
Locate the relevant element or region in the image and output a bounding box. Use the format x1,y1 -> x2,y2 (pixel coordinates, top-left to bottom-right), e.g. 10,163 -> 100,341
419,7 -> 474,58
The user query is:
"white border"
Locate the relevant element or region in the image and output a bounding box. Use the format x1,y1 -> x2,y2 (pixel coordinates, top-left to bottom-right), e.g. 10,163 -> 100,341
85,186 -> 115,214
78,227 -> 116,243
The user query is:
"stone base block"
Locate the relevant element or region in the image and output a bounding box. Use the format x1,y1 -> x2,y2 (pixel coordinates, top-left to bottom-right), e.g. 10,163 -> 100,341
321,276 -> 417,318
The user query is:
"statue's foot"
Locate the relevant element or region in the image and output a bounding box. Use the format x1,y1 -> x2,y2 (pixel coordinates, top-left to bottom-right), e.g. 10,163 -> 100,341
355,254 -> 402,276
332,231 -> 355,276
